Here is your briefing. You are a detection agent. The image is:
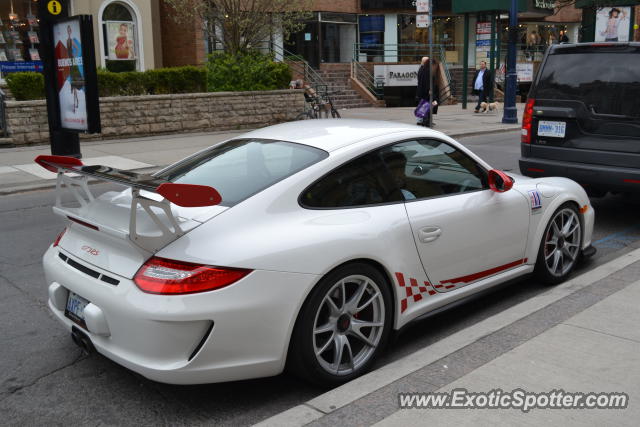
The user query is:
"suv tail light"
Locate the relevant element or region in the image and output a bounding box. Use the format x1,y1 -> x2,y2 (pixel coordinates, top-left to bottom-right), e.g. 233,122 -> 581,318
521,98 -> 535,144
53,228 -> 67,247
134,257 -> 252,295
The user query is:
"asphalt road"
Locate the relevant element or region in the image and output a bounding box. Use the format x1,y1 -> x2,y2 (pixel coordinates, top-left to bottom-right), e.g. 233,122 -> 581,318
1,129 -> 639,426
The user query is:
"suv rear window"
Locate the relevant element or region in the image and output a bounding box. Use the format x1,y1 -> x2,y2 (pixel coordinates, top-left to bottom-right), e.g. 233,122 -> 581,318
535,47 -> 640,118
156,139 -> 328,207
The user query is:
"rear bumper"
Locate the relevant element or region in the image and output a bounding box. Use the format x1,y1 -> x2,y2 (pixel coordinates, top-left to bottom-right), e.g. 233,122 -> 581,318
519,157 -> 640,193
43,247 -> 320,384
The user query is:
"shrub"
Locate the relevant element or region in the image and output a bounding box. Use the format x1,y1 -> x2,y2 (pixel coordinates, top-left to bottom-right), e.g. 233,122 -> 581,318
105,60 -> 137,73
206,51 -> 291,92
144,66 -> 207,94
5,72 -> 45,100
6,66 -> 206,100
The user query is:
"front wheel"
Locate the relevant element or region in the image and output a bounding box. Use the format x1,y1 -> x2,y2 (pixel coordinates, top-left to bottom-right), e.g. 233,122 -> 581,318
288,263 -> 392,386
535,203 -> 582,285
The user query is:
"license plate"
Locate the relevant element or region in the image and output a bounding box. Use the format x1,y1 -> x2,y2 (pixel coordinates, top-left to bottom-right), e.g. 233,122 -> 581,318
538,120 -> 566,138
65,292 -> 89,329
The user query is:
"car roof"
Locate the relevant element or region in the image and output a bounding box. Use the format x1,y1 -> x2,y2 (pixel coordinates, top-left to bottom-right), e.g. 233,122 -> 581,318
550,42 -> 640,52
240,119 -> 429,152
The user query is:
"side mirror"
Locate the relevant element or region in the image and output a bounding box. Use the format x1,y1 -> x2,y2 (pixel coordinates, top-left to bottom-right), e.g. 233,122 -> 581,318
488,169 -> 514,193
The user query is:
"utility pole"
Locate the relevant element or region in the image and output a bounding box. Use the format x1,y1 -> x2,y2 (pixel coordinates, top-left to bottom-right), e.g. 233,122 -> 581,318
502,0 -> 518,124
462,13 -> 469,109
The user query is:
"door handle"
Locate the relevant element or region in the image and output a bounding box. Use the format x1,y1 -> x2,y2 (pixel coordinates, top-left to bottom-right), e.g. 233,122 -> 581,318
419,226 -> 442,243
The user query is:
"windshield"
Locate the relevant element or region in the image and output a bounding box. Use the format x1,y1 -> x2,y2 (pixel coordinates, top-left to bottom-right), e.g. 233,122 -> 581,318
156,139 -> 328,207
535,48 -> 640,118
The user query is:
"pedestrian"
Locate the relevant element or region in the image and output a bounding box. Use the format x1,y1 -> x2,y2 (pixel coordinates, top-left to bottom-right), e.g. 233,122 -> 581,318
416,56 -> 439,127
472,61 -> 492,113
560,32 -> 569,43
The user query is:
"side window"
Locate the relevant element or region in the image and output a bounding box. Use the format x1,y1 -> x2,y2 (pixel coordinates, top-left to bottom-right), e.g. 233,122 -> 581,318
380,139 -> 487,200
302,152 -> 403,208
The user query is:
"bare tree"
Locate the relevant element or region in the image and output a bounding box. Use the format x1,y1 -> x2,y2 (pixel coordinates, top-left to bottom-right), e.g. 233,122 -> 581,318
165,0 -> 313,56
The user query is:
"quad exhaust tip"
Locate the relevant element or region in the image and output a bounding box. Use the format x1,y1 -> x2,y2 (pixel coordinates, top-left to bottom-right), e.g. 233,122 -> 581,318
71,326 -> 96,355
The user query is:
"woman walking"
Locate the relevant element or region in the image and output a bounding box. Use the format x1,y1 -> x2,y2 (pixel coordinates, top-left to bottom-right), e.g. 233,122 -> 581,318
416,57 -> 439,127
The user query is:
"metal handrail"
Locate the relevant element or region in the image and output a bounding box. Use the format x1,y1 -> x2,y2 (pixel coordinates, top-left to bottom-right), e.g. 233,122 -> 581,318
0,88 -> 6,137
265,41 -> 330,94
351,61 -> 383,100
351,43 -> 454,102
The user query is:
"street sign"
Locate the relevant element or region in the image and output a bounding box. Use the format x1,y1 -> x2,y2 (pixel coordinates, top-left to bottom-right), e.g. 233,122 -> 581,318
416,0 -> 429,13
47,1 -> 63,15
416,14 -> 429,28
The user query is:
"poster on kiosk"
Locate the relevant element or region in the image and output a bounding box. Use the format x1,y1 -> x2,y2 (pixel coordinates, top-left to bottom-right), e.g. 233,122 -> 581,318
51,16 -> 100,133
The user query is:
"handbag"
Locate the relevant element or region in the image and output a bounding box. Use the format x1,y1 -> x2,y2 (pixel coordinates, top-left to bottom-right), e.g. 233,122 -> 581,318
414,99 -> 430,119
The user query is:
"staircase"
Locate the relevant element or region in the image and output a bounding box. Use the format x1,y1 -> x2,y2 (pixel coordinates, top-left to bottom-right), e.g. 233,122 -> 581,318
317,64 -> 377,110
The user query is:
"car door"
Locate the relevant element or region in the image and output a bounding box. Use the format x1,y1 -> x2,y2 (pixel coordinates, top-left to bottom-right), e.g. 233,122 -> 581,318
380,139 -> 530,292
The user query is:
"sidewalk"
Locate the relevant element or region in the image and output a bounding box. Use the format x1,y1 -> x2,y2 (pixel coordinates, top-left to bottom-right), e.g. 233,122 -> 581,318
257,247 -> 640,427
0,104 -> 522,195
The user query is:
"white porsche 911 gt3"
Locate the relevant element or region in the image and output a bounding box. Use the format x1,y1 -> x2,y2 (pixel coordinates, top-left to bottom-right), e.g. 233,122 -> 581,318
39,120 -> 595,386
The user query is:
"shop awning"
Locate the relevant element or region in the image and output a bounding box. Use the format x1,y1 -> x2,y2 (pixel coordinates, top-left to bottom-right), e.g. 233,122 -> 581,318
575,0 -> 639,7
452,0 -> 554,14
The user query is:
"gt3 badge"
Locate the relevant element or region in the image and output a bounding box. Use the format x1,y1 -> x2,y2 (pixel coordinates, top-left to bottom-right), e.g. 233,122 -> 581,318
528,190 -> 542,210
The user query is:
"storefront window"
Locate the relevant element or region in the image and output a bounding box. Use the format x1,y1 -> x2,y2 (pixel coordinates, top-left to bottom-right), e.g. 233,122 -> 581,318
320,13 -> 357,63
358,15 -> 384,62
0,0 -> 43,76
101,2 -> 138,72
397,15 -> 458,63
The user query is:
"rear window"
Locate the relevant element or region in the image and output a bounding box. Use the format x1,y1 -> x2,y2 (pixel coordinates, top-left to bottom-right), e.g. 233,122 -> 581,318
156,139 -> 328,207
535,48 -> 640,117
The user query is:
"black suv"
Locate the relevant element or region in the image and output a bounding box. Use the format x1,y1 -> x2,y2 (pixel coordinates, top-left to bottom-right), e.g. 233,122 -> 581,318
519,43 -> 640,196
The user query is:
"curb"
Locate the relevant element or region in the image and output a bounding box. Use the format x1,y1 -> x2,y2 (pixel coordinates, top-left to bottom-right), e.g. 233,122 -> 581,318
254,247 -> 640,427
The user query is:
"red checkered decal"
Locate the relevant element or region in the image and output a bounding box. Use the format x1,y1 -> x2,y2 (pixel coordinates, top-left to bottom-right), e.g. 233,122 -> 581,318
395,272 -> 438,313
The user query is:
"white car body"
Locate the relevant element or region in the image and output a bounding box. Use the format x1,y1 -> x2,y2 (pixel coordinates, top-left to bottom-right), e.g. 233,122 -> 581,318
42,120 -> 594,384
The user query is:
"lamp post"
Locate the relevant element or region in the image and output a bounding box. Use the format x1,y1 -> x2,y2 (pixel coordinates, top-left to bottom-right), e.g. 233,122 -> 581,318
502,0 -> 518,124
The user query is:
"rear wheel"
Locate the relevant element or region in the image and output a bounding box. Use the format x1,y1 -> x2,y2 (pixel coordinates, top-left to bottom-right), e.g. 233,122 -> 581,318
288,263 -> 392,386
535,203 -> 582,284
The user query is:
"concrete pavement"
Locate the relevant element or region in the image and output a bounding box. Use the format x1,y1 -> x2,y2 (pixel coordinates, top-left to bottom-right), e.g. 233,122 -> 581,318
257,248 -> 640,427
0,104 -> 522,195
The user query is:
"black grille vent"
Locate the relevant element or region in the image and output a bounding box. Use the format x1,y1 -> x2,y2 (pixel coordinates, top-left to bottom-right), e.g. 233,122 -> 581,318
58,252 -> 120,286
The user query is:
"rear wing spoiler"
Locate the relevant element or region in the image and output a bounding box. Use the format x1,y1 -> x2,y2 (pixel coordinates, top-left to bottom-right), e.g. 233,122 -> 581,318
35,155 -> 221,251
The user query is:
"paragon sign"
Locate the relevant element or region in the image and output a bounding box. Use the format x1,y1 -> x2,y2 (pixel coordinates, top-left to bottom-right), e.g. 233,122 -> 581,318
374,64 -> 419,87
534,0 -> 554,9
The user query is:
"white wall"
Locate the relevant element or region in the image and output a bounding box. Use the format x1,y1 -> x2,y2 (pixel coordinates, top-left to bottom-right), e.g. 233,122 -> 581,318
384,14 -> 398,62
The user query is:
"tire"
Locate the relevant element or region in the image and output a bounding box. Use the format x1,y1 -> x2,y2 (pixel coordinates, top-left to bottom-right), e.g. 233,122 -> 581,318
535,203 -> 582,285
288,263 -> 393,387
296,112 -> 311,121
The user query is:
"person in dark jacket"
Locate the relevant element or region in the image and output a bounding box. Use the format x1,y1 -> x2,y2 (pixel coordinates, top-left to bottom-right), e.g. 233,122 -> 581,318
472,61 -> 493,113
416,57 -> 439,127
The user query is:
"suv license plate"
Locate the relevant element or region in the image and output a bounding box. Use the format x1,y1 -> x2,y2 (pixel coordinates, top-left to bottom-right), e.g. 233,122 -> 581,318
538,120 -> 566,138
65,292 -> 89,329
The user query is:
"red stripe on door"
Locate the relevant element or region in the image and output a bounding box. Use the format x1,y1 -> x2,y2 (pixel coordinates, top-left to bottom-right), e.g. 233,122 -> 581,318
441,258 -> 528,285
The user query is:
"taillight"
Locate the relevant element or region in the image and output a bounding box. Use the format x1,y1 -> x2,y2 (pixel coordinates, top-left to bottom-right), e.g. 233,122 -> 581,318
521,98 -> 535,144
134,257 -> 252,295
53,228 -> 67,247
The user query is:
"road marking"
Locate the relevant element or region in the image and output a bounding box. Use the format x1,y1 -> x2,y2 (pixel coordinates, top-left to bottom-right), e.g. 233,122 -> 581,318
592,225 -> 640,249
255,247 -> 640,427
